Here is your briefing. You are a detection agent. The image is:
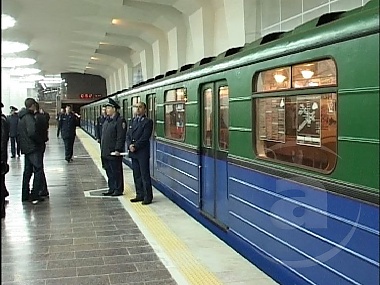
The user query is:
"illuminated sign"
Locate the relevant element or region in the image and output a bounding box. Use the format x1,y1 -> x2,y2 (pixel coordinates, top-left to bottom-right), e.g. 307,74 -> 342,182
79,93 -> 102,99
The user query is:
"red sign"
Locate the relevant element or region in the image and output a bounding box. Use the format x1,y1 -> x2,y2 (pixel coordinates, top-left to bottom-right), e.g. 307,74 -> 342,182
79,93 -> 102,99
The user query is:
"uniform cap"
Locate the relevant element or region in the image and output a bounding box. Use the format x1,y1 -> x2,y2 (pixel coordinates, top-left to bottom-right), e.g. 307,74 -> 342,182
10,106 -> 18,111
103,98 -> 120,109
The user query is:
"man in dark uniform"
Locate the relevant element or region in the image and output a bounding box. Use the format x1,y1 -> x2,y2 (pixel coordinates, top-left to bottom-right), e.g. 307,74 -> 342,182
59,105 -> 77,162
56,107 -> 64,137
18,98 -> 45,204
127,102 -> 154,205
101,98 -> 127,197
1,102 -> 10,218
95,106 -> 107,143
7,106 -> 20,158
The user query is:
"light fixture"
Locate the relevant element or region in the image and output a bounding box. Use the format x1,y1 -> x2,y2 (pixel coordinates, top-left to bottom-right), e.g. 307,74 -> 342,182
301,70 -> 314,79
1,14 -> 16,30
2,41 -> 29,54
10,67 -> 41,76
2,57 -> 36,67
274,74 -> 286,83
111,19 -> 120,25
90,56 -> 98,60
19,74 -> 45,82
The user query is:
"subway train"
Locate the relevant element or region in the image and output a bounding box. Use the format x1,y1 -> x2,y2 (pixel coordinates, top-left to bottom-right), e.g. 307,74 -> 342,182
80,1 -> 379,284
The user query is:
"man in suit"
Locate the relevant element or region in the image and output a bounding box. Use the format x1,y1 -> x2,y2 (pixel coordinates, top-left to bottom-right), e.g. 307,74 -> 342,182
59,105 -> 77,162
35,102 -> 49,197
126,102 -> 154,205
101,98 -> 127,197
8,106 -> 20,158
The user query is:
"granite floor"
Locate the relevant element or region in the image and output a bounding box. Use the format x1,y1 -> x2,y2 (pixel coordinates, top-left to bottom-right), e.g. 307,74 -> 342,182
1,133 -> 177,285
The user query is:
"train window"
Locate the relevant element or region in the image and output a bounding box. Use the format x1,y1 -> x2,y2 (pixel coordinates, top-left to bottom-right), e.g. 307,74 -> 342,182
256,67 -> 291,92
254,93 -> 337,173
292,59 -> 337,88
130,96 -> 140,119
219,86 -> 229,150
203,88 -> 213,147
164,88 -> 186,141
253,59 -> 338,172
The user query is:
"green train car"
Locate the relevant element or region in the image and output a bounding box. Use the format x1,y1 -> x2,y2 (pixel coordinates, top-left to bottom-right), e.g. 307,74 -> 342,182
81,1 -> 379,284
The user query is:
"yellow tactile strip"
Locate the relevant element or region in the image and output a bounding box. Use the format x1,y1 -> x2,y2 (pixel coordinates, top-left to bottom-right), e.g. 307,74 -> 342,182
77,130 -> 223,285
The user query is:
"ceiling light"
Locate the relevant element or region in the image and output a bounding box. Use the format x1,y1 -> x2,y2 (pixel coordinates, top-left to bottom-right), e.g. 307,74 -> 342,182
274,74 -> 286,83
1,14 -> 16,30
301,70 -> 314,79
19,75 -> 45,82
2,57 -> 36,67
2,41 -> 29,54
10,67 -> 41,76
91,56 -> 98,60
111,19 -> 120,25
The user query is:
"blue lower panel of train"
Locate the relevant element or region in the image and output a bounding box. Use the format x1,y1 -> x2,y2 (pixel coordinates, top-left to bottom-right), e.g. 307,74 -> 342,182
153,141 -> 379,285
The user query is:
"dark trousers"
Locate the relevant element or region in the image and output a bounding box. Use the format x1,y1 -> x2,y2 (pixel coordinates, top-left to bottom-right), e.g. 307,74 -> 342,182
10,136 -> 20,157
1,173 -> 6,217
63,136 -> 75,160
131,156 -> 153,201
40,145 -> 49,196
57,125 -> 61,137
103,157 -> 124,194
22,150 -> 44,200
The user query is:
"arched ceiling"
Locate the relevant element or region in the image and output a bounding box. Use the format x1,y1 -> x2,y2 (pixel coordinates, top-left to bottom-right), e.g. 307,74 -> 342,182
1,0 -> 212,79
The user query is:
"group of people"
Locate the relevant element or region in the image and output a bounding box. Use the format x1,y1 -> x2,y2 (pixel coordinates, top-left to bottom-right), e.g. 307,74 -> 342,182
96,98 -> 154,204
0,96 -> 155,219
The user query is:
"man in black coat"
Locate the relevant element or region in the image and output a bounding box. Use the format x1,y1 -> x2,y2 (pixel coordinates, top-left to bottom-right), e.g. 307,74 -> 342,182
7,106 -> 20,158
18,98 -> 45,204
101,98 -> 127,197
126,102 -> 154,205
59,105 -> 77,162
56,107 -> 64,138
1,102 -> 10,218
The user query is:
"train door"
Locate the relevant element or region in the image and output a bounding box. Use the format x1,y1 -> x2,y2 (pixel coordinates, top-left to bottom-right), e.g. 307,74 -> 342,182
200,81 -> 229,227
147,94 -> 156,178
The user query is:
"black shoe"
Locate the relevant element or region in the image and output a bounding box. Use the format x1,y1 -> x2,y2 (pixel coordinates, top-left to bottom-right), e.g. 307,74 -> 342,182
130,198 -> 144,203
142,200 -> 152,205
11,155 -> 15,158
111,192 -> 123,197
102,192 -> 114,196
31,197 -> 45,205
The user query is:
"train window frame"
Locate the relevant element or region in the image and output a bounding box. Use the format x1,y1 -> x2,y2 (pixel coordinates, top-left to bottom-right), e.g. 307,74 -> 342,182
164,88 -> 187,141
252,58 -> 338,174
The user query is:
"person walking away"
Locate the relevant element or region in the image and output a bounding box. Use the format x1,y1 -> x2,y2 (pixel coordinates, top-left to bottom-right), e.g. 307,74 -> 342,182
101,98 -> 127,197
18,98 -> 45,204
35,103 -> 50,197
1,102 -> 10,218
127,102 -> 154,205
59,105 -> 77,162
7,106 -> 20,158
56,107 -> 64,138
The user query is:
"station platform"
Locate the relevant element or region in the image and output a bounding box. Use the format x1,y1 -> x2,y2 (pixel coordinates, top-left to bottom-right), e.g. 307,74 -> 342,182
1,127 -> 278,285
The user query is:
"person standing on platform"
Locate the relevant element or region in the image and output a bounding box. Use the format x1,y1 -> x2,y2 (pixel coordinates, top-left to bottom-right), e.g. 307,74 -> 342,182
59,105 -> 77,162
96,106 -> 107,169
35,103 -> 50,197
7,106 -> 20,158
101,98 -> 127,197
1,102 -> 10,218
56,107 -> 64,138
18,98 -> 45,204
127,102 -> 154,205
95,106 -> 107,144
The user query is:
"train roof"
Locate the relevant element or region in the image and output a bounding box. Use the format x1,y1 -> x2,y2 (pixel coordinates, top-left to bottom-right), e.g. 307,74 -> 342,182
82,0 -> 379,108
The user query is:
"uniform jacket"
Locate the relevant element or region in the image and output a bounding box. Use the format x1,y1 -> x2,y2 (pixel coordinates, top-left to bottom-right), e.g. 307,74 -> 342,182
7,113 -> 19,137
100,112 -> 127,159
1,114 -> 10,163
126,115 -> 153,159
18,108 -> 44,155
95,115 -> 107,141
59,112 -> 77,139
